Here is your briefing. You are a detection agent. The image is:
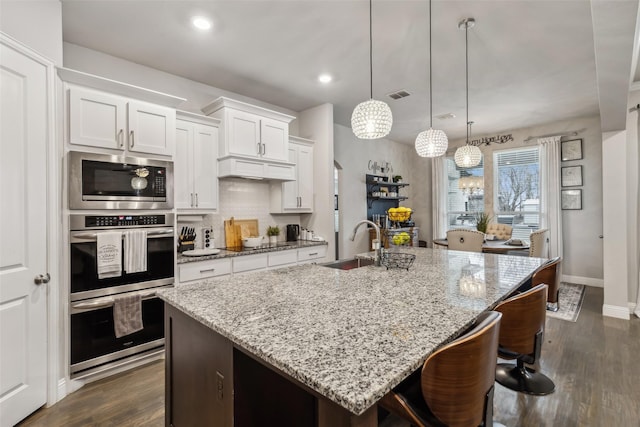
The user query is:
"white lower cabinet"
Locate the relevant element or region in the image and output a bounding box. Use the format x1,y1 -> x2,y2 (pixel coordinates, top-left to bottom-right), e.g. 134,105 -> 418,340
298,245 -> 328,264
232,253 -> 268,274
268,250 -> 298,269
175,113 -> 220,210
179,258 -> 232,283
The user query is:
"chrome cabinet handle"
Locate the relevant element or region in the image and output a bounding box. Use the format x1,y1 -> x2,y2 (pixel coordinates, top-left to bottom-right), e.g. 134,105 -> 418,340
190,193 -> 194,207
130,130 -> 135,148
261,143 -> 266,155
257,143 -> 261,155
34,273 -> 50,285
200,268 -> 215,273
118,129 -> 124,148
195,193 -> 199,207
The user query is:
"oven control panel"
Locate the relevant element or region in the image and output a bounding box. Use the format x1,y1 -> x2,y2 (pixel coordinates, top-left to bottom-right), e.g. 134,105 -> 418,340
84,215 -> 166,228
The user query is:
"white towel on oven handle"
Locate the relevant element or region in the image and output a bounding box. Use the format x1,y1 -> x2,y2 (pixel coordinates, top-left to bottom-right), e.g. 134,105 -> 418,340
97,231 -> 122,279
124,229 -> 148,274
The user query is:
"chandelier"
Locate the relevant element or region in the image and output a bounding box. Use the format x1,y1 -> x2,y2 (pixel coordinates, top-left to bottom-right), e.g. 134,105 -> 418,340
458,175 -> 484,195
351,0 -> 393,139
415,0 -> 448,157
454,17 -> 482,168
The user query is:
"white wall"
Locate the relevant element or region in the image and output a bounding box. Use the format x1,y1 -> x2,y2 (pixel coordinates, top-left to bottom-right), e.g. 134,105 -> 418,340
334,124 -> 417,259
0,0 -> 63,65
443,116 -> 604,284
625,91 -> 640,308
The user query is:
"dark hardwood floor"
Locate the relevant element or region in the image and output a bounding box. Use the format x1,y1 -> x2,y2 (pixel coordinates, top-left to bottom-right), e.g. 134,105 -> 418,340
19,286 -> 640,427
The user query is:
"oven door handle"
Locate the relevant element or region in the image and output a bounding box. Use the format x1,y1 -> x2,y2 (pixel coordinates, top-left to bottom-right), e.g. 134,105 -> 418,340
70,228 -> 174,242
71,289 -> 165,313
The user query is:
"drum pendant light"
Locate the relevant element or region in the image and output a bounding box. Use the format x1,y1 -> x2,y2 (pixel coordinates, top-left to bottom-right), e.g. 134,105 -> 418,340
351,0 -> 393,139
454,17 -> 482,168
415,0 -> 448,157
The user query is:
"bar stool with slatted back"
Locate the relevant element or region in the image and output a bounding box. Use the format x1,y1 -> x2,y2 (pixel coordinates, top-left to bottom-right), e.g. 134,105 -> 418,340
380,311 -> 502,427
531,257 -> 562,311
446,229 -> 485,253
494,284 -> 555,395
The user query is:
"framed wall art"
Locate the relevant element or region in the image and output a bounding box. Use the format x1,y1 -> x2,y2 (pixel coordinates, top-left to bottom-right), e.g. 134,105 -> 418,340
561,139 -> 583,161
561,189 -> 582,210
561,165 -> 583,187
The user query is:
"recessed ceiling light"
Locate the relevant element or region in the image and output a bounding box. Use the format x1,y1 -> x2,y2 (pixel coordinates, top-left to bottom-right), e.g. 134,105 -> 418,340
436,113 -> 456,120
318,74 -> 332,84
192,16 -> 212,31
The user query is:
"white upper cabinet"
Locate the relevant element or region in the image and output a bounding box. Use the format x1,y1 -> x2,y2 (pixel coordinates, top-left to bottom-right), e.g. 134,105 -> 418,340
175,113 -> 219,210
69,86 -> 176,156
271,136 -> 314,213
203,97 -> 295,163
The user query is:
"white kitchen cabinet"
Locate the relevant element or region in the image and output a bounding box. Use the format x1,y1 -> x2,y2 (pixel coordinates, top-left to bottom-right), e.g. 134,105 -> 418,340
175,113 -> 220,210
232,253 -> 268,274
178,258 -> 232,283
203,97 -> 294,162
270,136 -> 314,213
68,86 -> 176,156
267,249 -> 298,269
297,245 -> 328,264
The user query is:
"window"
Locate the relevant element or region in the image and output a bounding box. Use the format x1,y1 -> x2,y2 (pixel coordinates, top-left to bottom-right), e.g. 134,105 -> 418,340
493,147 -> 540,239
445,157 -> 484,231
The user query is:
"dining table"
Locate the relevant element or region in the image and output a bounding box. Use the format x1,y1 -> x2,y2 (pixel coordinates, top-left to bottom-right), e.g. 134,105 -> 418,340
432,238 -> 530,254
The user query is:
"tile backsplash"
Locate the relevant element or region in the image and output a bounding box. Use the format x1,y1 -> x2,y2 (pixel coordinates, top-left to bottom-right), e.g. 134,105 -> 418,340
177,178 -> 301,249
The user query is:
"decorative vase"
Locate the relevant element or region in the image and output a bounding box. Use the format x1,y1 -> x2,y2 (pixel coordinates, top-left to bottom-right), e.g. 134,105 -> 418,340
269,236 -> 278,246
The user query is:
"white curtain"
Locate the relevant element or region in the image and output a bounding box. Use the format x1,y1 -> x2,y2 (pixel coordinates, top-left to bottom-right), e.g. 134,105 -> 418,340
432,156 -> 447,245
539,136 -> 563,260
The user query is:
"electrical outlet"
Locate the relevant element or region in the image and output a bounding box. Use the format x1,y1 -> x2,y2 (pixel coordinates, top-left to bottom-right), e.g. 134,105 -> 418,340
201,227 -> 213,249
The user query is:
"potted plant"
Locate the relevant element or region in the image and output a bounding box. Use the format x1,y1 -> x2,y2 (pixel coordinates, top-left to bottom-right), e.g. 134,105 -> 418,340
267,225 -> 280,245
392,175 -> 403,183
474,212 -> 492,234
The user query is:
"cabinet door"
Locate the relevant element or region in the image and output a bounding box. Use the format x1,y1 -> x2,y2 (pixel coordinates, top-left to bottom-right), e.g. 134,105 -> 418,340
69,87 -> 126,149
260,117 -> 288,161
128,100 -> 175,156
226,109 -> 261,157
297,144 -> 314,211
174,121 -> 194,209
281,146 -> 299,210
192,124 -> 218,210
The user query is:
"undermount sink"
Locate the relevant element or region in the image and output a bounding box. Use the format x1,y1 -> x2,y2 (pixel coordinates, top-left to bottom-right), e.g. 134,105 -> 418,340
321,258 -> 375,270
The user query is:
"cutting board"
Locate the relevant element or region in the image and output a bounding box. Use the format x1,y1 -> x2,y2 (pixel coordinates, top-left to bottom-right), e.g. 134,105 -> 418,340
224,218 -> 243,249
235,219 -> 259,238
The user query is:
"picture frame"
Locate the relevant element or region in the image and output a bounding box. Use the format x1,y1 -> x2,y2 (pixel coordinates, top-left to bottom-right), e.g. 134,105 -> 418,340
561,165 -> 583,187
561,189 -> 582,210
561,139 -> 583,161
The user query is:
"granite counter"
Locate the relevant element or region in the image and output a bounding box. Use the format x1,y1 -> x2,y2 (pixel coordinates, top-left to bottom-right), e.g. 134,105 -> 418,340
160,247 -> 545,420
177,240 -> 327,264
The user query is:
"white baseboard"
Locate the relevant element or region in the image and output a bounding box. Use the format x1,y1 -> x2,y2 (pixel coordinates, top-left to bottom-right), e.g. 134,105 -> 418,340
561,274 -> 604,287
602,304 -> 631,320
57,378 -> 66,403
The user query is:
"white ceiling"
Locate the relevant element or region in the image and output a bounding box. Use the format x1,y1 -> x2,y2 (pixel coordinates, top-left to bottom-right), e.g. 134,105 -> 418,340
60,0 -> 640,144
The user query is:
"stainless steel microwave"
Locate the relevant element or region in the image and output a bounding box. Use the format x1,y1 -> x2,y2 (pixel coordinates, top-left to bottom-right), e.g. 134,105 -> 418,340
69,151 -> 173,210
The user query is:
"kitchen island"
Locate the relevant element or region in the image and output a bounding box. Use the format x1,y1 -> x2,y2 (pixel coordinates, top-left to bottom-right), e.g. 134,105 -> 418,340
159,247 -> 545,426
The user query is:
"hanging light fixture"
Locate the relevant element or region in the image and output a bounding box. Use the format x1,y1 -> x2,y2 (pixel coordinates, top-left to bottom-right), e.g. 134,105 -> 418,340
415,0 -> 448,157
351,0 -> 393,139
454,17 -> 482,168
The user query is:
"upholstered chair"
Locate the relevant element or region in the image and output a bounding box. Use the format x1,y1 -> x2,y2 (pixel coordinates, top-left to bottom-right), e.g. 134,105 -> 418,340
529,229 -> 549,258
446,229 -> 485,253
494,284 -> 555,395
485,223 -> 513,240
380,311 -> 502,427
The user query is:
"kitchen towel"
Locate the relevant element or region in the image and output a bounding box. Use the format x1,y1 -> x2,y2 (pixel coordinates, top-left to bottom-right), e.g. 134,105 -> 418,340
113,293 -> 144,338
97,231 -> 122,279
124,229 -> 147,274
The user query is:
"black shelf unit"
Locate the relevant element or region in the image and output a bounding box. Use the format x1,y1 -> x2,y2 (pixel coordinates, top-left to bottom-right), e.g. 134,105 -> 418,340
366,174 -> 410,221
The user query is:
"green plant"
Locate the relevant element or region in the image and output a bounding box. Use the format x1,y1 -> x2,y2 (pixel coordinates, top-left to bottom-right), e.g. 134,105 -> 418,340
474,212 -> 493,233
267,225 -> 280,236
392,175 -> 403,183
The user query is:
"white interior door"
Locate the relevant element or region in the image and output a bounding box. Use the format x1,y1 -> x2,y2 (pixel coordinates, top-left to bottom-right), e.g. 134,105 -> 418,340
0,39 -> 49,426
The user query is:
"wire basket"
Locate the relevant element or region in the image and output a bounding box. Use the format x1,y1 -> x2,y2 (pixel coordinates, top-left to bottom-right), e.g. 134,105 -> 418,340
381,252 -> 416,270
387,208 -> 412,222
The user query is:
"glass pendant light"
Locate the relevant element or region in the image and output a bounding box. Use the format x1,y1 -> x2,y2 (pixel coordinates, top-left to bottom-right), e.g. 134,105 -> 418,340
454,17 -> 482,168
415,0 -> 448,157
351,0 -> 393,139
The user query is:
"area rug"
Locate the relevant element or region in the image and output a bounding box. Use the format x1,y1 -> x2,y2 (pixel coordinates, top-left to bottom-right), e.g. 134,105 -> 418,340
546,282 -> 585,322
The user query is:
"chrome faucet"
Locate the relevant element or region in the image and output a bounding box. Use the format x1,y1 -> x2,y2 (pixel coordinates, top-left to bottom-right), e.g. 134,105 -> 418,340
349,220 -> 383,266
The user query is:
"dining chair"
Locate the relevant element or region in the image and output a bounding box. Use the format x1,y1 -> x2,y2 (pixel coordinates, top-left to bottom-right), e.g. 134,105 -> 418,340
485,223 -> 513,240
528,228 -> 549,257
447,229 -> 485,253
531,257 -> 562,311
494,284 -> 555,395
380,311 -> 502,427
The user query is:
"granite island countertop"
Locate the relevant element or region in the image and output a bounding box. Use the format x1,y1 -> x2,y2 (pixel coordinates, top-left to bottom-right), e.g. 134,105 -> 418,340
159,247 -> 545,415
177,240 -> 327,264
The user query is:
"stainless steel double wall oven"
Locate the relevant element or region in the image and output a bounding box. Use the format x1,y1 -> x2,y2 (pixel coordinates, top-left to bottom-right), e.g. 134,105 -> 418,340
69,151 -> 174,378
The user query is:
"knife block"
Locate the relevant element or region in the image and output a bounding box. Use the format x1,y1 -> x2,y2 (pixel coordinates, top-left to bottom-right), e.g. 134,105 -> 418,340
177,238 -> 195,253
